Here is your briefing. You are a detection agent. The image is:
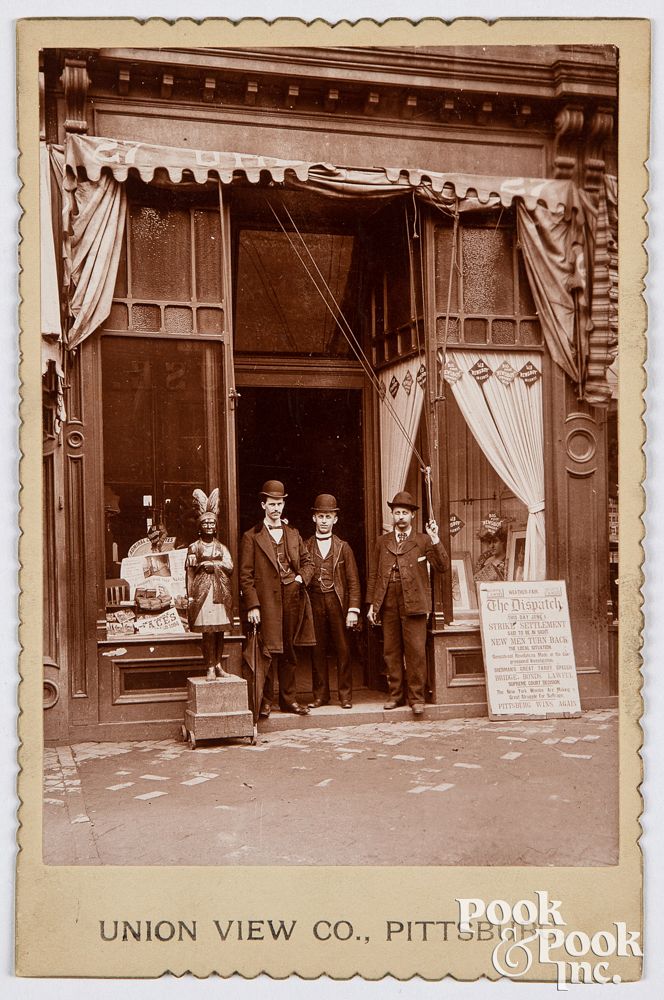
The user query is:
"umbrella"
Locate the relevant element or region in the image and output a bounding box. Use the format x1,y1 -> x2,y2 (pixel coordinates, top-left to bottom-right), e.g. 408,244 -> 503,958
242,624 -> 272,726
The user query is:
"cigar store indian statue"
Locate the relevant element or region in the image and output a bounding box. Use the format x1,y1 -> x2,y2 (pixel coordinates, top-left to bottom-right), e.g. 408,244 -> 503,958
186,488 -> 234,680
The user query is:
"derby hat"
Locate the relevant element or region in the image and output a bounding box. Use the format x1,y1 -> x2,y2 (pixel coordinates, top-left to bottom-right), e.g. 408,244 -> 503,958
311,493 -> 339,512
388,490 -> 419,511
260,479 -> 288,499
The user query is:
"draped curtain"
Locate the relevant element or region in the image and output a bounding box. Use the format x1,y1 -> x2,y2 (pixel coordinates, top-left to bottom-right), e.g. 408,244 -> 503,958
379,359 -> 425,532
448,351 -> 546,580
50,134 -> 601,399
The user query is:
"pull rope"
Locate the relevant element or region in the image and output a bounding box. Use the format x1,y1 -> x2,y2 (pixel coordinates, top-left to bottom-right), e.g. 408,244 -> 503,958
404,199 -> 431,450
438,202 -> 460,401
267,199 -> 428,471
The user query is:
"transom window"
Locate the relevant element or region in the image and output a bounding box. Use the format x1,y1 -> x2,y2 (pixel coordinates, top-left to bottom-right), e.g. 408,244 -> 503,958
233,227 -> 359,356
103,184 -> 226,338
434,216 -> 542,349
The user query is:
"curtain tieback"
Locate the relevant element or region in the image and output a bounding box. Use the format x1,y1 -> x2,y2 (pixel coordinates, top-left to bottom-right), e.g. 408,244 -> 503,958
528,501 -> 545,515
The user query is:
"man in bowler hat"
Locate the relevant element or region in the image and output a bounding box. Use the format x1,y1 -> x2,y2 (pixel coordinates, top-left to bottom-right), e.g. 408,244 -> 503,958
239,480 -> 315,716
366,491 -> 449,717
305,494 -> 361,710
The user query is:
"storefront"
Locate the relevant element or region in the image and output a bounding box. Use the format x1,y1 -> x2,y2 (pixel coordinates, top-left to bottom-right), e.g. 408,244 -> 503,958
40,45 -> 618,742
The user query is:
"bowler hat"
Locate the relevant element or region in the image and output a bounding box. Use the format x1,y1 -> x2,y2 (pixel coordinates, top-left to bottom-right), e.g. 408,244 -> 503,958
388,490 -> 419,511
312,493 -> 339,512
260,480 -> 288,499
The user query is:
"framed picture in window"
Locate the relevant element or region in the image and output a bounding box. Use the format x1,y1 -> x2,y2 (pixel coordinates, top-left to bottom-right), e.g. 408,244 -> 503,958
506,528 -> 527,581
451,551 -> 477,619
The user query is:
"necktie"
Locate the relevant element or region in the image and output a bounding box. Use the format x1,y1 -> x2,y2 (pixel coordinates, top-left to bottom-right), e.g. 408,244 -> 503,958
397,532 -> 406,544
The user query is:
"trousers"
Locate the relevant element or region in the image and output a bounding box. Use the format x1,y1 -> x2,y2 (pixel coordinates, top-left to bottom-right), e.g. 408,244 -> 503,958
381,578 -> 427,707
310,590 -> 352,704
261,582 -> 301,708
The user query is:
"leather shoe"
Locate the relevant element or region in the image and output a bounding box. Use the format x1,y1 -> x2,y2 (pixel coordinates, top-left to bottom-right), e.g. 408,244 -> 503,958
383,699 -> 403,710
258,702 -> 271,719
341,702 -> 352,710
412,703 -> 425,717
307,699 -> 329,708
284,702 -> 309,716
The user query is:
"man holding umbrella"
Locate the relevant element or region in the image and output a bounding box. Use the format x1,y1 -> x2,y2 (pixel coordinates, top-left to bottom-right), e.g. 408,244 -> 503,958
366,491 -> 449,717
239,480 -> 315,717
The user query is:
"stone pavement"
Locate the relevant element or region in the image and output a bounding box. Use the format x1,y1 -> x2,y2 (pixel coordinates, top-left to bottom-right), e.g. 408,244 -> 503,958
43,709 -> 618,867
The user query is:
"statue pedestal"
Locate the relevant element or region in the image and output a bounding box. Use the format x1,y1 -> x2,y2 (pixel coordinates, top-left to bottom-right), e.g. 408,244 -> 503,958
183,675 -> 254,747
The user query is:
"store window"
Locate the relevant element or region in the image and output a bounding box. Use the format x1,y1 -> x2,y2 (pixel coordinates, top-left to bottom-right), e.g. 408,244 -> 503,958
435,215 -> 545,619
101,337 -> 225,639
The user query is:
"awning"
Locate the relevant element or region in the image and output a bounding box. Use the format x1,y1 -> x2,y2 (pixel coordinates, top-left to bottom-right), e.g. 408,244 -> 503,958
64,133 -> 583,216
52,132 -> 614,403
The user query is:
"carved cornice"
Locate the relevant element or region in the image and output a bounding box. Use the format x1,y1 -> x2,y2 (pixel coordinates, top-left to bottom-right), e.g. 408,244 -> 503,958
583,105 -> 614,194
553,103 -> 585,180
60,57 -> 91,134
50,47 -> 617,159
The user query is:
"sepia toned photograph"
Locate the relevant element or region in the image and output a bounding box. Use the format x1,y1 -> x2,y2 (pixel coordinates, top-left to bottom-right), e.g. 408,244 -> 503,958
37,36 -> 622,869
16,14 -> 648,983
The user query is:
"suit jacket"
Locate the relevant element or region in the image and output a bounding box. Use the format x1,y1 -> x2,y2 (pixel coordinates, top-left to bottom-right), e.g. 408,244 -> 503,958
239,522 -> 315,653
304,534 -> 361,614
366,530 -> 449,616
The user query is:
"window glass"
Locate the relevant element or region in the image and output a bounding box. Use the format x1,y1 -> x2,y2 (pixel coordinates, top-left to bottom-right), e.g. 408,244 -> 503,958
234,229 -> 357,355
462,227 -> 514,314
129,205 -> 192,301
434,218 -> 541,348
102,337 -> 223,638
445,391 -> 528,621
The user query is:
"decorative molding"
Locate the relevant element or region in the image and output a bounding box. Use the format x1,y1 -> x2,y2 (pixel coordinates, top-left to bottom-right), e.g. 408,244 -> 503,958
118,66 -> 130,97
583,105 -> 614,193
324,87 -> 339,112
286,81 -> 299,109
514,102 -> 532,128
476,100 -> 493,126
161,73 -> 174,100
203,76 -> 216,103
439,94 -> 459,123
553,102 -> 584,180
364,90 -> 380,114
245,79 -> 259,105
60,57 -> 91,134
402,93 -> 418,119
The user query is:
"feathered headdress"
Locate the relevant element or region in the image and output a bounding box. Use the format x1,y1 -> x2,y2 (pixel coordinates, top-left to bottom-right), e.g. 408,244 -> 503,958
192,487 -> 220,523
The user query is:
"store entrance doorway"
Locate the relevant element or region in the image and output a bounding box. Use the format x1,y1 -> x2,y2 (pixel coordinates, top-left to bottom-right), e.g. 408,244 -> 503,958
235,383 -> 373,700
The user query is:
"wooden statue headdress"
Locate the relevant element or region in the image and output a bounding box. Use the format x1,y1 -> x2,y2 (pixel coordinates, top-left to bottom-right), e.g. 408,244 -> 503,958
192,487 -> 220,523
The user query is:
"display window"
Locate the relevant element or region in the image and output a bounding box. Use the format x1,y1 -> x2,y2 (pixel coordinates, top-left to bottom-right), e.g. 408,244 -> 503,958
101,336 -> 226,639
434,214 -> 546,618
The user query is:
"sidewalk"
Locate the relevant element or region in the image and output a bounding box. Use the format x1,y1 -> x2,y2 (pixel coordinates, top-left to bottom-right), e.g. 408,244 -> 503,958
43,709 -> 618,867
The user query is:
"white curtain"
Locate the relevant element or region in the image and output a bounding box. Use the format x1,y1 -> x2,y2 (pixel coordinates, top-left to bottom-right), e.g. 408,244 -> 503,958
448,350 -> 546,580
379,359 -> 425,532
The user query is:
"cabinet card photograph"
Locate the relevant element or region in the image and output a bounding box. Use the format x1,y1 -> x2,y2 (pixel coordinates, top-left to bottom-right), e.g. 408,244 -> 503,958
16,14 -> 648,986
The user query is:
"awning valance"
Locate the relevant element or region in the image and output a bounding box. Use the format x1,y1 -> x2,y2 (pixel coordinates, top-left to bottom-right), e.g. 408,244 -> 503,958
51,132 -> 615,403
63,133 -> 582,216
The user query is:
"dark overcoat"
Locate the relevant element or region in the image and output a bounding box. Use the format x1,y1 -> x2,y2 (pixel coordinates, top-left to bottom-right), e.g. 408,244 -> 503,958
239,522 -> 316,653
304,534 -> 361,614
366,531 -> 449,616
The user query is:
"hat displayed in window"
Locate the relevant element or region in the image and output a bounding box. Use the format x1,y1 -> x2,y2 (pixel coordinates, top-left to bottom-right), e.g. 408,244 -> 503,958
388,490 -> 419,511
311,494 -> 339,512
260,480 -> 288,499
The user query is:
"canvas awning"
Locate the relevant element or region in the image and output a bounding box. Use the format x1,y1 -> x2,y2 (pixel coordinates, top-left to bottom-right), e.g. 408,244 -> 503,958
50,132 -> 616,403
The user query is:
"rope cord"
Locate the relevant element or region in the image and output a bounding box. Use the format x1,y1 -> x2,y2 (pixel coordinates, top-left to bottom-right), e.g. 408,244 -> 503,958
268,199 -> 428,470
405,198 -> 430,447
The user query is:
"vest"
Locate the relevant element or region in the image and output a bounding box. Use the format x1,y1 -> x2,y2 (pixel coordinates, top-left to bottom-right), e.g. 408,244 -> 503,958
311,543 -> 335,593
270,532 -> 295,585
